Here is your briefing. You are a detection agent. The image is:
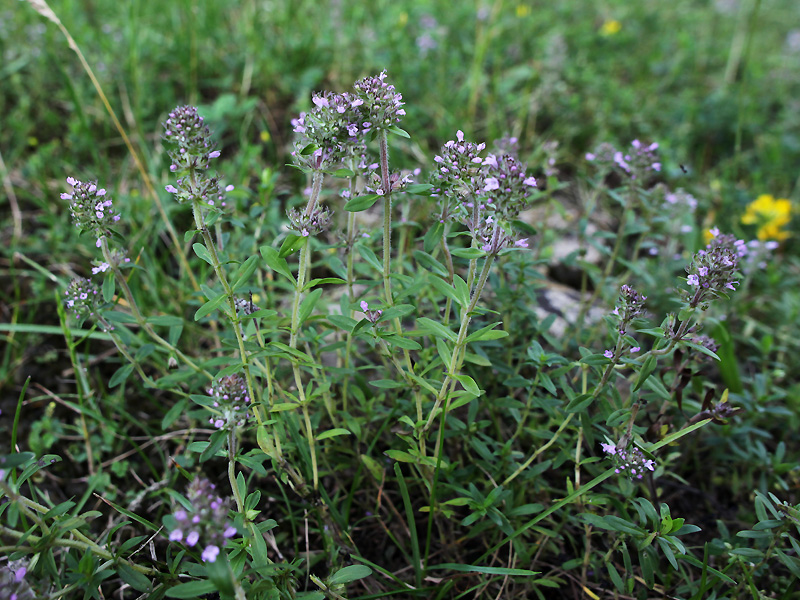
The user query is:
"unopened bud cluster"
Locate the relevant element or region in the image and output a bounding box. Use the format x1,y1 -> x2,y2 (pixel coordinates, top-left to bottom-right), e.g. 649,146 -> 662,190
163,106 -> 233,208
166,478 -> 237,563
163,106 -> 219,170
287,204 -> 333,237
612,285 -> 647,335
62,178 -> 120,246
207,374 -> 251,430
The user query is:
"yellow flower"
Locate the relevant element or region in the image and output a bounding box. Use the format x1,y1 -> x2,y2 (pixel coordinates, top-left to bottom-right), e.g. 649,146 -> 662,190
516,4 -> 531,17
601,20 -> 622,36
741,194 -> 792,241
703,227 -> 719,245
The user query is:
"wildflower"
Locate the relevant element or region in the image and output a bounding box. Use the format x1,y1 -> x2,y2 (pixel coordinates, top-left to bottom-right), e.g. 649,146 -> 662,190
684,232 -> 741,306
586,141 -> 660,180
601,442 -> 656,479
0,560 -> 34,600
63,178 -> 121,246
207,374 -> 251,430
64,278 -> 102,322
286,203 -> 333,237
612,285 -> 647,335
165,478 -> 237,562
741,194 -> 792,241
603,349 -> 614,359
600,19 -> 622,36
360,300 -> 383,324
352,70 -> 406,131
290,90 -> 370,170
163,106 -> 219,171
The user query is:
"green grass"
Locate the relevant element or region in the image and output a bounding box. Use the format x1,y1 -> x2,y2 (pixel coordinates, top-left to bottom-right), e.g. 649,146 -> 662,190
2,0 -> 800,598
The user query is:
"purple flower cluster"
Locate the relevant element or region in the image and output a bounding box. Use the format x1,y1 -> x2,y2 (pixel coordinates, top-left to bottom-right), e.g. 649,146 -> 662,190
0,560 -> 34,600
64,278 -> 101,322
663,188 -> 698,213
738,239 -> 780,274
587,139 -> 661,180
207,374 -> 251,430
432,131 -> 536,253
480,152 -> 537,221
685,229 -> 741,306
291,91 -> 369,169
352,70 -> 406,131
91,249 -> 131,275
166,478 -> 237,563
62,178 -> 121,247
290,70 -> 404,171
601,442 -> 656,480
162,106 -> 233,208
433,129 -> 487,200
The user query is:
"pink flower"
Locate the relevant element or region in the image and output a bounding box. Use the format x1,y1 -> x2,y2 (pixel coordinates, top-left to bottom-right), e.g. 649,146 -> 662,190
202,544 -> 220,562
601,442 -> 617,455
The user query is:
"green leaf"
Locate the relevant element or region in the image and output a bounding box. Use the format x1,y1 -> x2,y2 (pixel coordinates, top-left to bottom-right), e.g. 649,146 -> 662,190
328,314 -> 357,331
192,243 -> 214,265
404,183 -> 433,195
423,221 -> 444,253
116,563 -> 151,592
279,234 -> 307,258
357,245 -> 383,272
378,304 -> 415,322
429,563 -> 539,576
465,323 -> 508,343
418,317 -> 457,342
328,565 -> 373,584
344,194 -> 382,212
369,379 -> 407,390
102,273 -> 115,303
162,399 -> 187,429
633,355 -> 658,392
565,394 -> 593,413
298,288 -> 323,326
303,277 -> 346,291
385,449 -> 416,463
260,245 -> 296,284
387,126 -> 410,139
453,374 -> 481,396
166,580 -> 217,598
331,168 -> 355,178
450,247 -> 486,259
195,293 -> 227,321
317,428 -> 351,441
109,364 -> 134,388
231,255 -> 260,292
200,430 -> 227,462
380,334 -> 422,350
146,315 -> 184,326
579,353 -> 611,366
